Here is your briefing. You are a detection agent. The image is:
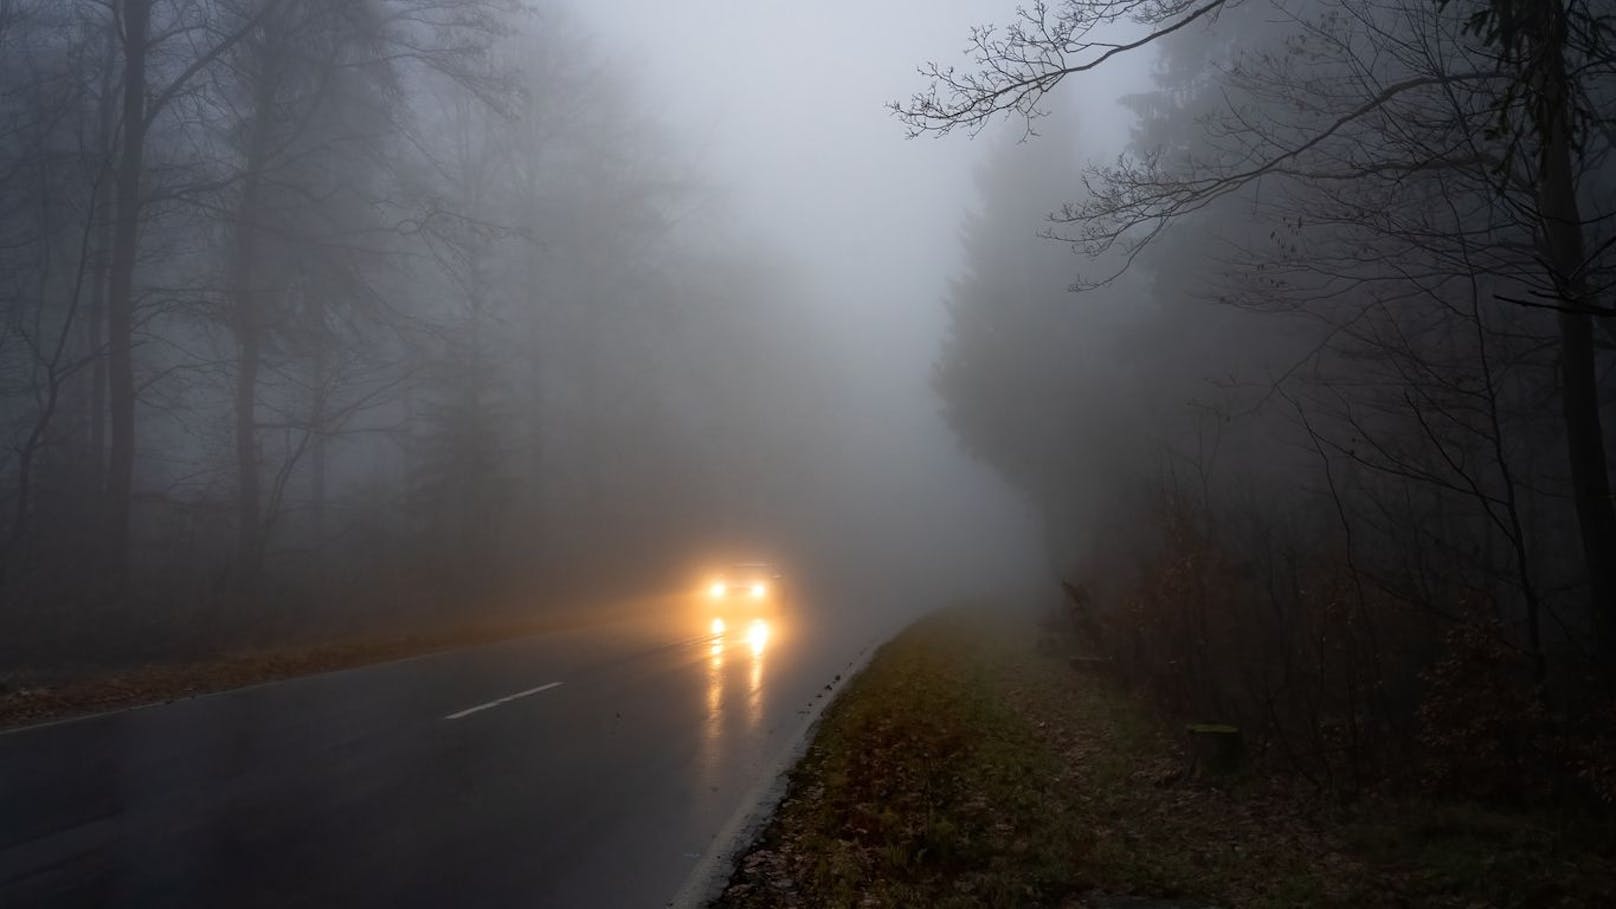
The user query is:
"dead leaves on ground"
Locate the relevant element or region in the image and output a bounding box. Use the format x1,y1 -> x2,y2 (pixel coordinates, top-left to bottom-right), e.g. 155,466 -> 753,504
712,608 -> 1615,908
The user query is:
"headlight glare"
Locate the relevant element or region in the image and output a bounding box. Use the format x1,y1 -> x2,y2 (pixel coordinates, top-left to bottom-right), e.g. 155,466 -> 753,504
747,619 -> 769,654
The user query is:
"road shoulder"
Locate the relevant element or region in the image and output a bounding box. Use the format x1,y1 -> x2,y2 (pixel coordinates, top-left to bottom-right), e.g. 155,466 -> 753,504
710,606 -> 1616,907
0,606 -> 654,732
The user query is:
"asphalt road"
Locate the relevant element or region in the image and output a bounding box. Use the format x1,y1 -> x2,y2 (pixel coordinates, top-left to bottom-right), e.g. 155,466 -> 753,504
0,601 -> 891,908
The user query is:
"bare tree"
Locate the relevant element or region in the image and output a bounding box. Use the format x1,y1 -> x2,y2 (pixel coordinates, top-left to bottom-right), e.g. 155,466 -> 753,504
896,0 -> 1615,665
102,0 -> 288,581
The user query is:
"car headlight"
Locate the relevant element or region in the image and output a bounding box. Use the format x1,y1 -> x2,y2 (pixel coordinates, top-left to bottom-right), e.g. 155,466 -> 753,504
750,582 -> 766,598
710,617 -> 726,634
709,581 -> 726,598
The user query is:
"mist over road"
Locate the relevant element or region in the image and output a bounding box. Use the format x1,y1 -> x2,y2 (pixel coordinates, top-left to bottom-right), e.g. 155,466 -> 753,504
1,599 -> 901,907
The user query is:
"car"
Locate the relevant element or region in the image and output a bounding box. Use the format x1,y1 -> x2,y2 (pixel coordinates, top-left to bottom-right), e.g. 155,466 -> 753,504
705,562 -> 782,639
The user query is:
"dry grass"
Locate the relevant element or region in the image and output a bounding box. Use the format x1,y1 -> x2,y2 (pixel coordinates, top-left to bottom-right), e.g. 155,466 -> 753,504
0,608 -> 630,730
713,606 -> 1616,908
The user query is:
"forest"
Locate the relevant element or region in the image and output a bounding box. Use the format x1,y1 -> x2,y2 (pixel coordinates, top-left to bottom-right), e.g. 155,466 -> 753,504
0,0 -> 848,673
912,0 -> 1616,800
4,0 -> 1614,809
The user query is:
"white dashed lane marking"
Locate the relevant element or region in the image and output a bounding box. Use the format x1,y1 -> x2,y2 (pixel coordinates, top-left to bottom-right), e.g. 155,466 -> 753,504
444,682 -> 564,720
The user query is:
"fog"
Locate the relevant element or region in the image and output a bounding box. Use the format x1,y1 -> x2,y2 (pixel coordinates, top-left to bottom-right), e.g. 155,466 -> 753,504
565,1 -> 1060,600
4,3 -> 1616,903
3,0 -> 1614,792
0,0 -> 1061,671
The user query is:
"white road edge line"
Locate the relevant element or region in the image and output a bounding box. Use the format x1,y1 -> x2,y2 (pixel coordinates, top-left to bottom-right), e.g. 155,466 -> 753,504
668,629 -> 891,909
443,681 -> 564,720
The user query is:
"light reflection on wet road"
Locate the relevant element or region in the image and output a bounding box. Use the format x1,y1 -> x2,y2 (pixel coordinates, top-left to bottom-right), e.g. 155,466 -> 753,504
0,606 -> 882,908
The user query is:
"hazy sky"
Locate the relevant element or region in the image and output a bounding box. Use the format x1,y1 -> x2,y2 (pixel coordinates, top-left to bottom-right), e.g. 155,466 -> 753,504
573,2 -> 984,348
570,1 -> 1147,319
566,2 -> 1157,594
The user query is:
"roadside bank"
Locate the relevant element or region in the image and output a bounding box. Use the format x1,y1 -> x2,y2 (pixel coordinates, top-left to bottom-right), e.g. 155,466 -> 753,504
712,607 -> 1615,908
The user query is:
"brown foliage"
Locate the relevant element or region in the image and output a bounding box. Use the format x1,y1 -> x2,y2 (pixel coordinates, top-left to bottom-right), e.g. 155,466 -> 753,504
1416,618 -> 1547,804
1074,494 -> 1610,806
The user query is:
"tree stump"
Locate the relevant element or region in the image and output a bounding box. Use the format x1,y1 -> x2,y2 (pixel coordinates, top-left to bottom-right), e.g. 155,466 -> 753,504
1185,723 -> 1245,778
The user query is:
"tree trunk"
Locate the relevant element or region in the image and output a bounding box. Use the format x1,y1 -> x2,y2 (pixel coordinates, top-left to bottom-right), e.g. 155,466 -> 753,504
88,181 -> 110,500
301,71 -> 340,560
1185,723 -> 1246,778
308,290 -> 329,553
1532,3 -> 1616,668
231,106 -> 273,590
103,0 -> 151,582
233,293 -> 263,588
85,22 -> 117,499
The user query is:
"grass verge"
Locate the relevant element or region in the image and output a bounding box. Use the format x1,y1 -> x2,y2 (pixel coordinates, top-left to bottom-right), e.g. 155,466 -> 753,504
712,606 -> 1615,908
0,607 -> 639,731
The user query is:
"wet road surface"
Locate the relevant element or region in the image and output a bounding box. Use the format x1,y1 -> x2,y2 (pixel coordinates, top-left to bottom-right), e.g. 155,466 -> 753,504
0,605 -> 891,907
